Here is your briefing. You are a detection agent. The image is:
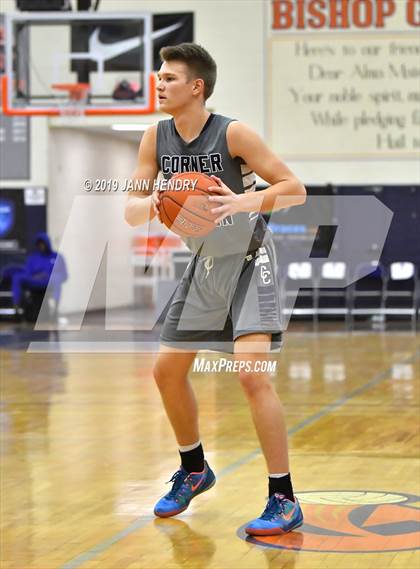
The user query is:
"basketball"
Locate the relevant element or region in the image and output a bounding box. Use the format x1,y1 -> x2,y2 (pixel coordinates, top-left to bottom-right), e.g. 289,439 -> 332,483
157,171 -> 219,238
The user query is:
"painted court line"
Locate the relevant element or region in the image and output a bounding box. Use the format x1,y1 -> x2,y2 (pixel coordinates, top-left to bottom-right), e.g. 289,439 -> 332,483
60,518 -> 155,569
60,350 -> 419,569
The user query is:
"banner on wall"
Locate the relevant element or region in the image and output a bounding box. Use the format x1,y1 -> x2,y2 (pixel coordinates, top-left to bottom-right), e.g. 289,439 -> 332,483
269,0 -> 420,160
0,188 -> 47,252
0,14 -> 31,180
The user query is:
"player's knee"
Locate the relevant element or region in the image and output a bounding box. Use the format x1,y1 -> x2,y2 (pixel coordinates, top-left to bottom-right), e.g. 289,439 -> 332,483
238,369 -> 272,398
153,361 -> 170,389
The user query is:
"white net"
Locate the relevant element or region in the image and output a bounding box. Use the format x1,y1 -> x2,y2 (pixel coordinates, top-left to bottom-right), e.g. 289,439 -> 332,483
53,83 -> 90,119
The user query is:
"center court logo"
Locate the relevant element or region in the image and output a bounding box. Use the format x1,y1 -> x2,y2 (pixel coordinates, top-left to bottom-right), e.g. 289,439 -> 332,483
240,491 -> 420,553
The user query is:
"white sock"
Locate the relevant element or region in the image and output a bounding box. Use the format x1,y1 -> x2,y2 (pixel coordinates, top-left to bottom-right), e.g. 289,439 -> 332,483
269,472 -> 289,478
178,440 -> 201,453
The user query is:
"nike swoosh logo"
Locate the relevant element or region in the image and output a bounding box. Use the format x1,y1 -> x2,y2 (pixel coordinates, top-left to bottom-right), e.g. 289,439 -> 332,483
88,22 -> 183,62
282,508 -> 295,521
282,500 -> 299,521
191,475 -> 206,492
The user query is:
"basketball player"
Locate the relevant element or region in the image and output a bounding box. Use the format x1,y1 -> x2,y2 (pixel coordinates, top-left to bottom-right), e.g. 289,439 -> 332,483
125,44 -> 306,536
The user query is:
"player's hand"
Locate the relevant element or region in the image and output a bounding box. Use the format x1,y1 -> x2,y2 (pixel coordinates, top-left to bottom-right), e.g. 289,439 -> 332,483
208,175 -> 242,224
151,188 -> 163,222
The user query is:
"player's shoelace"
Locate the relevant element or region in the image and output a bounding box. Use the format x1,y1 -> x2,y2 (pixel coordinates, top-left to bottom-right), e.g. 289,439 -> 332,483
165,470 -> 192,501
260,494 -> 287,521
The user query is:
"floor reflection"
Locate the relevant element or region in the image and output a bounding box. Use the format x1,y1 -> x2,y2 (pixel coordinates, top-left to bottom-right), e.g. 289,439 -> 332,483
153,517 -> 216,568
243,528 -> 304,568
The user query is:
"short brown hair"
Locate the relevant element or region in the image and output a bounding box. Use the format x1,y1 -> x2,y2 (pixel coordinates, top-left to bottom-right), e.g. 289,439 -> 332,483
159,43 -> 217,100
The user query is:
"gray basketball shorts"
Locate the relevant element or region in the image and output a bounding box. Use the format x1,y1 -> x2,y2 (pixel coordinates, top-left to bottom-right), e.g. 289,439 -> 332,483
160,238 -> 283,353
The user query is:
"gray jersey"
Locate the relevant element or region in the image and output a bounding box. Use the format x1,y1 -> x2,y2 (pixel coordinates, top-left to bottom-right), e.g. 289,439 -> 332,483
156,113 -> 271,257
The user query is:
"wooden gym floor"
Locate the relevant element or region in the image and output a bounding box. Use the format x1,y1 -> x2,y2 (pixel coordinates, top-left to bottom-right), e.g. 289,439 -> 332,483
1,328 -> 419,568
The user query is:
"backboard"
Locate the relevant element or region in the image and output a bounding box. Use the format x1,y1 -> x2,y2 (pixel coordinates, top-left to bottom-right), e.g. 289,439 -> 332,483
2,12 -> 155,116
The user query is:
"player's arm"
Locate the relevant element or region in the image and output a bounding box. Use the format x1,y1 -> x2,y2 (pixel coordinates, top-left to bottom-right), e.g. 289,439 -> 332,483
124,125 -> 159,227
208,122 -> 306,223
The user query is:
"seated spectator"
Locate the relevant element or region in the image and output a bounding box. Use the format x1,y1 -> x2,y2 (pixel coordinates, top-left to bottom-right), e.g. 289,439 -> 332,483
10,233 -> 68,319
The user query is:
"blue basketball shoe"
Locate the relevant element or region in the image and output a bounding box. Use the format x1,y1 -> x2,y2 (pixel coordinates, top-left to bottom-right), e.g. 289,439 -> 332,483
245,493 -> 303,535
154,461 -> 216,518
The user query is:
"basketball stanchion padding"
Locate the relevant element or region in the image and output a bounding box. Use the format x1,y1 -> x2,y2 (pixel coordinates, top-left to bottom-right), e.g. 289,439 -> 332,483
1,74 -> 157,116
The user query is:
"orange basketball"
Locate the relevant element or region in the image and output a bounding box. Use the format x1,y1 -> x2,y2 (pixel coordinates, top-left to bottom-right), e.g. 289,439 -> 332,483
158,171 -> 219,238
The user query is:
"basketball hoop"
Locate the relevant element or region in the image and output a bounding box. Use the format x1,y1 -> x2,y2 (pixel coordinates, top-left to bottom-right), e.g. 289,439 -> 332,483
52,82 -> 90,118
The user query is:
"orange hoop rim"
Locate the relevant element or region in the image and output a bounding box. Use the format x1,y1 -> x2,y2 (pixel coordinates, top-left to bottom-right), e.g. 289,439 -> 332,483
51,82 -> 91,101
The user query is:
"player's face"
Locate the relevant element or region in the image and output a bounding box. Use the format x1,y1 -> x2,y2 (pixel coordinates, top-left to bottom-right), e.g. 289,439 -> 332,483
157,61 -> 201,114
